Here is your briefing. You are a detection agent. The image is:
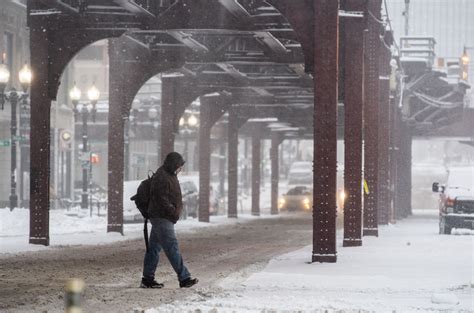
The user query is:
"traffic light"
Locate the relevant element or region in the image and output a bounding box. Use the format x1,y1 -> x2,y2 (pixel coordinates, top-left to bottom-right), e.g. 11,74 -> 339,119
90,153 -> 100,164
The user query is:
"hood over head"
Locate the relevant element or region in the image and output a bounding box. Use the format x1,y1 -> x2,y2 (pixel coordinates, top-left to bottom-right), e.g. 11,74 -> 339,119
163,152 -> 186,174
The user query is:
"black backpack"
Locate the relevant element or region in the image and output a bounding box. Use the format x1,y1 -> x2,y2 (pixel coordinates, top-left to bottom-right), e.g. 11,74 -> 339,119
130,171 -> 154,252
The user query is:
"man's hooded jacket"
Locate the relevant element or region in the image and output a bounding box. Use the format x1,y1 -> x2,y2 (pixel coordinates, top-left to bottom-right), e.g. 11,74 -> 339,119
148,152 -> 185,223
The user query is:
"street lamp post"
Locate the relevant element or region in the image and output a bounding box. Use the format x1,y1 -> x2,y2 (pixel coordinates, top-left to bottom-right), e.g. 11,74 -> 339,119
69,83 -> 99,210
0,62 -> 32,211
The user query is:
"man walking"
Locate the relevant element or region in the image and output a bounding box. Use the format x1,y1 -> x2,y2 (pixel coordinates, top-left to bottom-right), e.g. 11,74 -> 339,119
141,152 -> 198,289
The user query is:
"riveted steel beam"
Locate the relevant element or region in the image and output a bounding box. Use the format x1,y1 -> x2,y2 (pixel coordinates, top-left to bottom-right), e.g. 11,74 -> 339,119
29,23 -> 52,246
107,38 -> 126,234
363,0 -> 382,237
377,31 -> 393,225
312,0 -> 339,263
227,108 -> 249,218
270,131 -> 284,215
342,0 -> 366,248
251,128 -> 262,216
198,94 -> 232,222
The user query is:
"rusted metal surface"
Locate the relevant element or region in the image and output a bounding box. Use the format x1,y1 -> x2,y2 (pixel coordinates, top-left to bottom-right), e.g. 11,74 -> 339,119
161,78 -> 177,163
251,131 -> 261,217
28,24 -> 51,246
227,108 -> 240,218
377,32 -> 393,225
270,132 -> 283,215
198,94 -> 231,222
390,101 -> 401,220
228,107 -> 251,218
198,97 -> 212,223
342,0 -> 366,247
363,0 -> 382,237
107,39 -> 125,234
312,0 -> 339,263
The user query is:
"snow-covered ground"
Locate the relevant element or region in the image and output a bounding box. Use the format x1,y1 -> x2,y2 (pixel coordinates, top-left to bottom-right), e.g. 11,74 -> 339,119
2,195 -> 473,312
0,181 -> 283,255
153,210 -> 474,313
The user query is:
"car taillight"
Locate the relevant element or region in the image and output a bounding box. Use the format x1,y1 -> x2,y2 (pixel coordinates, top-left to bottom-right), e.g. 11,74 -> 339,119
446,197 -> 455,207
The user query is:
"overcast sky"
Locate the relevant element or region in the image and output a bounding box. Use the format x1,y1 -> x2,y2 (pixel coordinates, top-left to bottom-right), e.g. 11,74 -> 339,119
386,0 -> 474,58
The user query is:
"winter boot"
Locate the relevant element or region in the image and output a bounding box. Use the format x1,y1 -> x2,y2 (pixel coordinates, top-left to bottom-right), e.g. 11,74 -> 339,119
179,277 -> 199,288
140,278 -> 164,289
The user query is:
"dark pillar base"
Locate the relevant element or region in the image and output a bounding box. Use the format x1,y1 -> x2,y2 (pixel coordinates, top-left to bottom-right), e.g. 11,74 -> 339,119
228,214 -> 238,218
107,225 -> 124,234
29,237 -> 49,246
312,254 -> 337,263
363,228 -> 379,237
251,212 -> 260,217
343,239 -> 363,247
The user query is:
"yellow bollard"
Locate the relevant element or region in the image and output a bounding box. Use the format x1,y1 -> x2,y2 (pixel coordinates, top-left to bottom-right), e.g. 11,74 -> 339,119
65,278 -> 85,313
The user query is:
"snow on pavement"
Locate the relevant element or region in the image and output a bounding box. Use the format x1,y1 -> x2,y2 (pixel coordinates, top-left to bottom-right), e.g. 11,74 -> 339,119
0,208 -> 278,255
153,210 -> 474,313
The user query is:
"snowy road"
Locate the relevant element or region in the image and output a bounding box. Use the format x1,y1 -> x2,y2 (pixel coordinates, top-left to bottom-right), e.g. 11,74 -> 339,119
0,213 -> 314,312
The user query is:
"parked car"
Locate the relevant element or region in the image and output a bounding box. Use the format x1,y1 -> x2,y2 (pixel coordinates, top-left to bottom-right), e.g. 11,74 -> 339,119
279,186 -> 312,211
432,167 -> 474,234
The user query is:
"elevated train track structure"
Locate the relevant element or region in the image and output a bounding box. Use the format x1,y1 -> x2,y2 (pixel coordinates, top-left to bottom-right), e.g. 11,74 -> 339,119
26,0 -> 470,263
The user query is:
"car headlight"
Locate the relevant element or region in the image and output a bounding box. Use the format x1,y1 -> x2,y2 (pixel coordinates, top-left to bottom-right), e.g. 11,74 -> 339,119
278,198 -> 286,208
302,197 -> 311,209
339,190 -> 346,202
446,207 -> 454,213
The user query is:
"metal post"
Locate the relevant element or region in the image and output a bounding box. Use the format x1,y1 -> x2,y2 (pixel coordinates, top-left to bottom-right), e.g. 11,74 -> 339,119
198,97 -> 211,223
377,33 -> 392,225
227,110 -> 239,218
342,0 -> 365,247
312,0 -> 339,263
9,90 -> 19,210
107,39 -> 124,234
219,140 -> 226,198
81,107 -> 89,209
363,0 -> 382,237
270,132 -> 281,215
161,78 -> 176,163
124,117 -> 130,180
251,132 -> 261,216
29,25 -> 51,245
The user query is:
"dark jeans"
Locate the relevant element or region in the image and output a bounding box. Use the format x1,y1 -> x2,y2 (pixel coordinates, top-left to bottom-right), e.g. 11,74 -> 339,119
142,217 -> 191,282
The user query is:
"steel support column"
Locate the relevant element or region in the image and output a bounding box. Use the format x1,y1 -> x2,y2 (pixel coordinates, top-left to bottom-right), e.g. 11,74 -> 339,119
312,0 -> 339,263
270,132 -> 283,215
29,24 -> 51,245
161,78 -> 177,164
199,98 -> 212,222
398,121 -> 412,218
198,95 -> 230,222
363,0 -> 382,237
227,108 -> 248,218
251,132 -> 261,216
342,0 -> 365,247
107,39 -> 125,234
377,33 -> 392,225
